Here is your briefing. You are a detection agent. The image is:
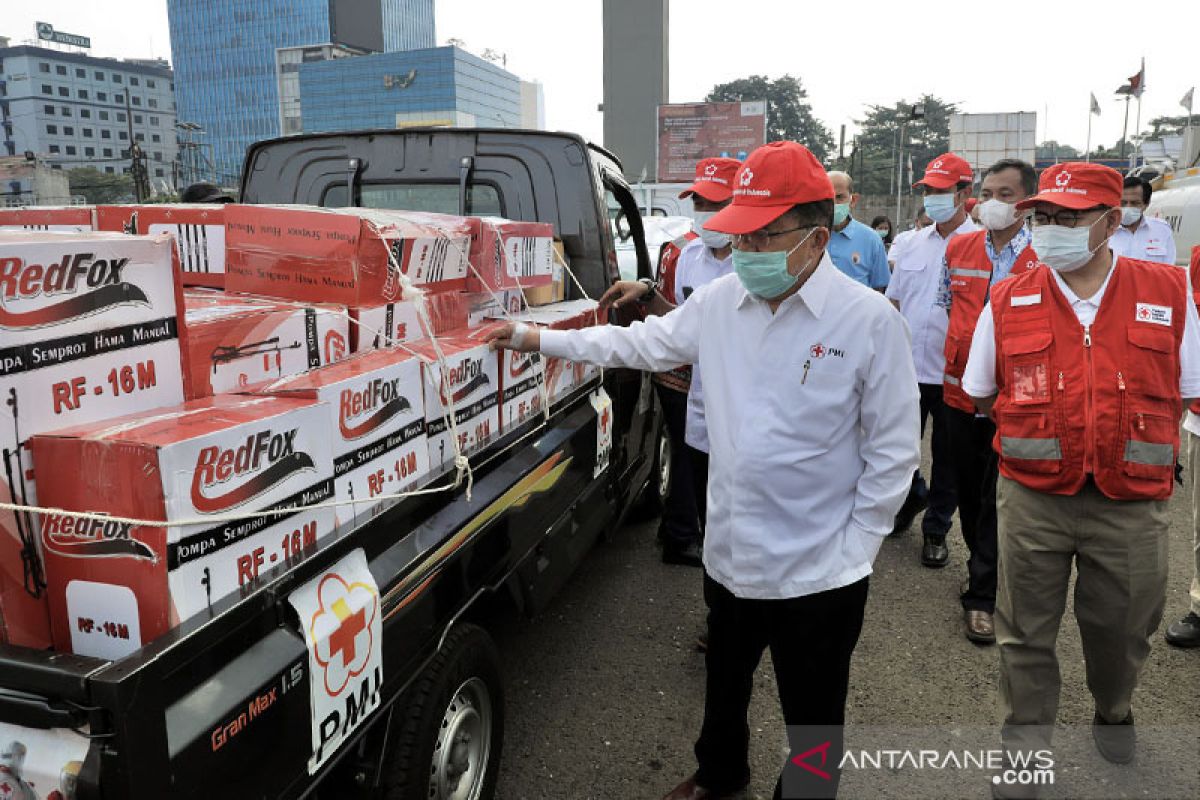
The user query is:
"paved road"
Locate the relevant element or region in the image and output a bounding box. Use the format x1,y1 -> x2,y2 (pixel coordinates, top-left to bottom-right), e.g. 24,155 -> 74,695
492,443 -> 1200,799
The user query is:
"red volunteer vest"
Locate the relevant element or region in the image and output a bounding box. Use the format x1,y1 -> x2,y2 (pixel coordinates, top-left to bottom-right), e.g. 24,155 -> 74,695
990,257 -> 1186,501
942,231 -> 1039,412
652,232 -> 699,393
1189,245 -> 1200,415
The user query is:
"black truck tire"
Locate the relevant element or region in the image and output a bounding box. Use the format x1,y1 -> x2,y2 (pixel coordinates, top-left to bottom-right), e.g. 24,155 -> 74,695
629,415 -> 669,521
380,623 -> 505,800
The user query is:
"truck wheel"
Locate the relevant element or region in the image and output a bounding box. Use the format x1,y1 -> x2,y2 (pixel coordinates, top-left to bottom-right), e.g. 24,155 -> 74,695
381,623 -> 504,800
630,419 -> 669,520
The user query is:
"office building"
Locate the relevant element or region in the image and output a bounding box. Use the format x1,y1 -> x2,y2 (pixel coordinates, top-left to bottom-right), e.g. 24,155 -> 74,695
0,44 -> 178,197
167,0 -> 435,182
297,46 -> 521,133
520,80 -> 545,130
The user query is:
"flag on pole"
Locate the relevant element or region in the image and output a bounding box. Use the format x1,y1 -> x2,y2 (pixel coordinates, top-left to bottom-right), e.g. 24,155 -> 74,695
1090,93 -> 1101,115
1183,87 -> 1195,114
1128,62 -> 1145,98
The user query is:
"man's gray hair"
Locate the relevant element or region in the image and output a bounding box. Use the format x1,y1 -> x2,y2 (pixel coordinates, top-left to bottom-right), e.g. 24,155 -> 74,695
827,170 -> 853,194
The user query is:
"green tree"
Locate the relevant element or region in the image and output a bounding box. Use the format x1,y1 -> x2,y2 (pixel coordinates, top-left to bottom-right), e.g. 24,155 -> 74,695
66,166 -> 133,204
706,75 -> 834,162
849,95 -> 958,195
1036,140 -> 1081,162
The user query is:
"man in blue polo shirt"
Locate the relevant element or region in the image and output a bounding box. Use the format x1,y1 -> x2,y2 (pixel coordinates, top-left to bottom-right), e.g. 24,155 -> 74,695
827,170 -> 890,291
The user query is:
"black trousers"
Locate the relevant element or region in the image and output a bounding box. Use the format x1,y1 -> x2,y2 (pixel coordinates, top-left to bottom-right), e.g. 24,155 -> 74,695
694,574 -> 869,799
654,384 -> 702,551
907,382 -> 958,537
689,445 -> 709,534
946,407 -> 999,612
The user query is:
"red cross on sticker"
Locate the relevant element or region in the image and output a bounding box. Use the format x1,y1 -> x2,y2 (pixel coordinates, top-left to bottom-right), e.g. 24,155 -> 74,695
810,343 -> 826,359
1135,303 -> 1172,326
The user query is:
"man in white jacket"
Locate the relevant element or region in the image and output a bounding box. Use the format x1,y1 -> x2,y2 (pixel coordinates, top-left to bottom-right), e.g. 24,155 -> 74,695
487,141 -> 919,800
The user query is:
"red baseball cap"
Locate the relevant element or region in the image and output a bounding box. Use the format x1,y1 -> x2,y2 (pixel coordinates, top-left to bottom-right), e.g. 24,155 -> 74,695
1015,162 -> 1123,210
915,153 -> 974,189
703,141 -> 834,234
679,157 -> 741,202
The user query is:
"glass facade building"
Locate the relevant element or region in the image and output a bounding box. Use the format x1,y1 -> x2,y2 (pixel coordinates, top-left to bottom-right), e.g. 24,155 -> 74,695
167,0 -> 434,183
0,45 -> 177,199
298,47 -> 521,133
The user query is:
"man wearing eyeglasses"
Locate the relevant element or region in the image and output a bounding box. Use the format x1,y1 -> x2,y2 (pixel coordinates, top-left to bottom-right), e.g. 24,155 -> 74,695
962,162 -> 1200,783
885,153 -> 978,566
486,141 -> 920,800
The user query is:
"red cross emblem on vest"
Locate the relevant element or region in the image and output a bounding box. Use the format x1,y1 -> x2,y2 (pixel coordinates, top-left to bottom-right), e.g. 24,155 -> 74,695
1138,307 -> 1151,320
810,343 -> 826,359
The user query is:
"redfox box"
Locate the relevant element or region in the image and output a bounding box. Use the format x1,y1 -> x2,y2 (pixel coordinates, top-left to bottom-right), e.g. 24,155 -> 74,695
463,323 -> 547,433
0,207 -> 95,232
0,231 -> 187,648
510,300 -> 602,405
182,292 -> 348,398
225,205 -> 473,305
406,336 -> 499,473
257,350 -> 429,527
97,204 -> 227,288
31,395 -> 336,659
465,218 -> 555,293
350,291 -> 469,353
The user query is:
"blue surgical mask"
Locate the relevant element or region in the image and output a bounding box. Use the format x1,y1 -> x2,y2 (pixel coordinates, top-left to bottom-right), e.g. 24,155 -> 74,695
923,193 -> 959,224
833,203 -> 851,226
733,229 -> 817,299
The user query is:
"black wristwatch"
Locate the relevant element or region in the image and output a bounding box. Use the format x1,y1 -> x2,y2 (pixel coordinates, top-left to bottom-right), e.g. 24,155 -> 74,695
636,277 -> 656,305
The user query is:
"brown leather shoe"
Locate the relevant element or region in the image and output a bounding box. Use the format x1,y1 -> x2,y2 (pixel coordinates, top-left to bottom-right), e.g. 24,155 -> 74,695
965,610 -> 996,644
662,776 -> 746,800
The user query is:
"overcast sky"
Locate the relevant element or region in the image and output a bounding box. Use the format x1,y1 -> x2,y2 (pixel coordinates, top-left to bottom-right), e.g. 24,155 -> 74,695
7,1 -> 1200,156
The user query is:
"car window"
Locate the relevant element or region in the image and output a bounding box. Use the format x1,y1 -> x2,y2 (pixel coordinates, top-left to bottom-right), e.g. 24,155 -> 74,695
322,183 -> 502,216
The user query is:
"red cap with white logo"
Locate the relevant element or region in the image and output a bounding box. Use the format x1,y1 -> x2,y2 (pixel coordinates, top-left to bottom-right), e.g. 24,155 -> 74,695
678,157 -> 742,202
1015,162 -> 1123,210
914,153 -> 974,189
703,141 -> 834,234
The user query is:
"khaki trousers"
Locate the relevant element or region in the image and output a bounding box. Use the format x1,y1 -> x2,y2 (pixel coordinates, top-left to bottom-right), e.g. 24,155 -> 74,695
995,475 -> 1169,732
1189,432 -> 1200,616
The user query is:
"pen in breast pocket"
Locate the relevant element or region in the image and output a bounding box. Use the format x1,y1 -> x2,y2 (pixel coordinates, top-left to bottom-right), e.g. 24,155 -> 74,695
802,359 -> 811,385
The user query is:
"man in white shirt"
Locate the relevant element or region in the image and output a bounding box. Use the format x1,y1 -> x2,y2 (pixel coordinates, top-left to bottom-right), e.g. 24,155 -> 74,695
487,141 -> 920,800
885,153 -> 979,566
1110,175 -> 1177,265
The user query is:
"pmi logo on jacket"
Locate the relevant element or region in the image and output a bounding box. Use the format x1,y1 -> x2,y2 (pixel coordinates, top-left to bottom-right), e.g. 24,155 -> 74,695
0,252 -> 149,330
190,427 -> 316,513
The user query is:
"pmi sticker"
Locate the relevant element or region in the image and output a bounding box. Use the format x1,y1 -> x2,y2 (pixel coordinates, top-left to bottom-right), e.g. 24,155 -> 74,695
288,548 -> 382,774
1135,303 -> 1172,326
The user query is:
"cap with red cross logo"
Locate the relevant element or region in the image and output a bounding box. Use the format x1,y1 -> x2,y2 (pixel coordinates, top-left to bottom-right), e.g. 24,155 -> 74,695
1016,162 -> 1123,210
678,157 -> 742,202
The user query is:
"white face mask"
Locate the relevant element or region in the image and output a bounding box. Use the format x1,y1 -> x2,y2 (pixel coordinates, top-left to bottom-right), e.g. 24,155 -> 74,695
1120,206 -> 1143,226
1031,214 -> 1110,273
693,210 -> 732,248
978,198 -> 1021,231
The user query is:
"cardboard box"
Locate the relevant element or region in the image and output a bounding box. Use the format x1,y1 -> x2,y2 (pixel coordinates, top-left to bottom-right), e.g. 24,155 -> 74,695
406,335 -> 499,473
351,291 -> 469,353
31,395 -> 336,659
257,350 -> 430,527
97,204 -> 227,288
225,205 -> 473,304
510,300 -> 602,405
523,241 -> 568,306
0,207 -> 95,232
0,231 -> 187,648
182,292 -> 349,399
462,323 -> 546,433
464,289 -> 525,327
465,218 -> 554,293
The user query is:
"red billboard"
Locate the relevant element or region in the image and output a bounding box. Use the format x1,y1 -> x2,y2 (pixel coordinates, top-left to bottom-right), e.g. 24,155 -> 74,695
656,101 -> 767,182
